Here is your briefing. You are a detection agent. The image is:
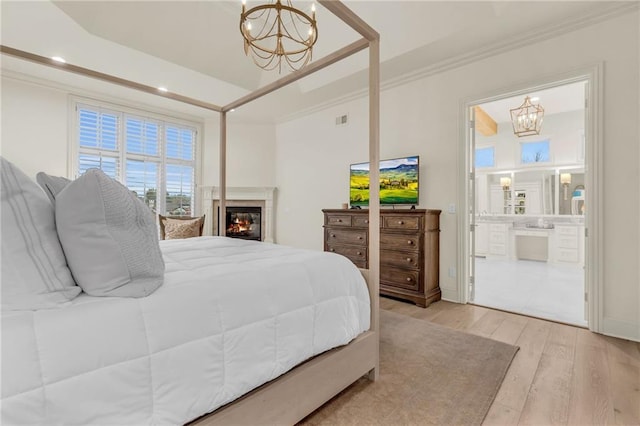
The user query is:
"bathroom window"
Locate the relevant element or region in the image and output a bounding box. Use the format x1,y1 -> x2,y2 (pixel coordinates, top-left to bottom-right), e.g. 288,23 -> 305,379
520,140 -> 550,164
475,146 -> 495,168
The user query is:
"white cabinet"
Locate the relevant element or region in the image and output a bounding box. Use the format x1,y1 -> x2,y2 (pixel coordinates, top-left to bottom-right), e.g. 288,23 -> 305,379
552,225 -> 583,265
488,223 -> 508,257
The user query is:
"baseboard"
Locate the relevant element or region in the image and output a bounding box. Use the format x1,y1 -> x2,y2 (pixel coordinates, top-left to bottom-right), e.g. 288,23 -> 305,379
441,287 -> 460,303
602,317 -> 640,342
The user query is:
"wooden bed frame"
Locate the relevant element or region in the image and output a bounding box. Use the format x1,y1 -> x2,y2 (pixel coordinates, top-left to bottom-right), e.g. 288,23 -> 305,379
1,2 -> 381,424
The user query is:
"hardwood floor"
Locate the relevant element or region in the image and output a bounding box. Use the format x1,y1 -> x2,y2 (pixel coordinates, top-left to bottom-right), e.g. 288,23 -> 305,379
380,297 -> 640,425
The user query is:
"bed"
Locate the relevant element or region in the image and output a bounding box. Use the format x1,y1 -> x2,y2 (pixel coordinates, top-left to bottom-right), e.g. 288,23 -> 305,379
2,237 -> 371,424
1,1 -> 381,424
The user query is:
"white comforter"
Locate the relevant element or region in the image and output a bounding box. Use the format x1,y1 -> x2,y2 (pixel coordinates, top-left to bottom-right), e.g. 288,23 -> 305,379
1,237 -> 370,425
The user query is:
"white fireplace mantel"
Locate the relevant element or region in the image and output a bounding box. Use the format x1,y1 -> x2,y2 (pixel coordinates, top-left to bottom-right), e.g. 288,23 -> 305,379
200,186 -> 276,243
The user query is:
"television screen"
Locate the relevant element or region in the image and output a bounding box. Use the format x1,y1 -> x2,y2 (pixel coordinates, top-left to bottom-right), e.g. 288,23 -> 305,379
350,156 -> 419,206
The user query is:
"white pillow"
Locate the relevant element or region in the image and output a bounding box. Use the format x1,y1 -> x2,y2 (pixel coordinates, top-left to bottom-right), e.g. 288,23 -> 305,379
0,157 -> 81,310
55,169 -> 164,297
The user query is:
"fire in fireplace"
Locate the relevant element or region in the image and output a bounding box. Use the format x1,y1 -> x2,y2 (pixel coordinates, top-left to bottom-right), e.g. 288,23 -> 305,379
225,206 -> 261,241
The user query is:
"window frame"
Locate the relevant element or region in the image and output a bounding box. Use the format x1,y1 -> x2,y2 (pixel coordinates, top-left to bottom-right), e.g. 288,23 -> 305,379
69,96 -> 202,217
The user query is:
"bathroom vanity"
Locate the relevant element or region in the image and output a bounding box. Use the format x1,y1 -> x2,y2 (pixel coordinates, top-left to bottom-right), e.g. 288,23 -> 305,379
475,216 -> 584,266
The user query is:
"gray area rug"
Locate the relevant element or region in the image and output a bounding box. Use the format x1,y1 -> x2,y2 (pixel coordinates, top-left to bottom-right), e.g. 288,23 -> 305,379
301,310 -> 519,425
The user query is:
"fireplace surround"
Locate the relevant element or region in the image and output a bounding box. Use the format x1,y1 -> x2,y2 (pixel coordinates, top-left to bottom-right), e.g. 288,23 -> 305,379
201,186 -> 276,243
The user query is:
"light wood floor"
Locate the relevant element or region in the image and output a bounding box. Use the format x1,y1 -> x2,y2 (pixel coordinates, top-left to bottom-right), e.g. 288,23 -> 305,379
380,297 -> 640,425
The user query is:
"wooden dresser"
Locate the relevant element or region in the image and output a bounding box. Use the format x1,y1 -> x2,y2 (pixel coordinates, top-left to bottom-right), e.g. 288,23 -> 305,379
322,209 -> 441,307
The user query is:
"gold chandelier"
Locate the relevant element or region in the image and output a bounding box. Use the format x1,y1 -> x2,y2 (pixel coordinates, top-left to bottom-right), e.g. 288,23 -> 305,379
510,96 -> 544,137
240,0 -> 318,72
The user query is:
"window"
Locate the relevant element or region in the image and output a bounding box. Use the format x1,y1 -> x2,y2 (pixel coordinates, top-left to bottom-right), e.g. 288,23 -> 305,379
520,140 -> 550,164
75,102 -> 198,216
475,147 -> 495,168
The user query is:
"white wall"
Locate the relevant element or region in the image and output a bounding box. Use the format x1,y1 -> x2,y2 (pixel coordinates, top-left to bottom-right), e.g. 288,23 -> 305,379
274,10 -> 640,340
1,78 -> 70,178
202,118 -> 276,188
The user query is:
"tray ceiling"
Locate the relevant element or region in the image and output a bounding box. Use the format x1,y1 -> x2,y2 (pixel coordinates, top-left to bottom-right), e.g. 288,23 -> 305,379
1,1 -> 630,122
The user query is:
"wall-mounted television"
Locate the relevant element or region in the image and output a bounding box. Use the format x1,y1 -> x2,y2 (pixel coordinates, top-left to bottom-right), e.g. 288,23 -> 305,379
350,156 -> 419,206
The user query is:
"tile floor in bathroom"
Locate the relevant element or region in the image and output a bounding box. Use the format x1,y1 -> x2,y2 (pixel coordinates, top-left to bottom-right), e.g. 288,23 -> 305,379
473,257 -> 587,327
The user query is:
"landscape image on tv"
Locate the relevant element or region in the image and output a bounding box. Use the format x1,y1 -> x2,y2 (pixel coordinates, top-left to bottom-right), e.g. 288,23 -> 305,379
350,156 -> 419,206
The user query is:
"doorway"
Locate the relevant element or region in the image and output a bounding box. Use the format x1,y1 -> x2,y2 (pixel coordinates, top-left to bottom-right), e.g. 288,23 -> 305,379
462,74 -> 599,328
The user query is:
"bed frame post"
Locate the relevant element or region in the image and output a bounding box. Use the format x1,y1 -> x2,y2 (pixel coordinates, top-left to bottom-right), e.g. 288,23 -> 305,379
219,111 -> 227,236
367,37 -> 381,382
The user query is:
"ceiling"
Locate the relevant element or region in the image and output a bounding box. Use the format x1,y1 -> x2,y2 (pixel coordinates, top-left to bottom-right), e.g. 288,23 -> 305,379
1,1 -> 631,123
479,81 -> 587,124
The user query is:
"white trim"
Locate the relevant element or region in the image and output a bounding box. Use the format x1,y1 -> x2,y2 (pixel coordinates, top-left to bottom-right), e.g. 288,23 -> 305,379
603,317 -> 640,342
587,63 -> 604,334
457,64 -> 603,334
441,288 -> 460,303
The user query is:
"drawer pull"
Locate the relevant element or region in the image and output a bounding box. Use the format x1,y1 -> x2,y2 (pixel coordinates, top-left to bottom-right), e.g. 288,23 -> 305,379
407,240 -> 413,245
330,248 -> 335,252
406,258 -> 412,262
357,251 -> 362,256
331,234 -> 336,238
406,277 -> 412,282
364,220 -> 369,224
358,236 -> 363,240
337,219 -> 342,222
398,220 -> 404,225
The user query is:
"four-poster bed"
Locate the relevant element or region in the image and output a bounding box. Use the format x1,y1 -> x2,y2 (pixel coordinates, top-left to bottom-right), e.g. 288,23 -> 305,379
1,1 -> 381,424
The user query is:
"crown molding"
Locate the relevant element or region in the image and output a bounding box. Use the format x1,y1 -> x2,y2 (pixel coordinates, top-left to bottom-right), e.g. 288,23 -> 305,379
1,69 -> 207,124
277,2 -> 638,124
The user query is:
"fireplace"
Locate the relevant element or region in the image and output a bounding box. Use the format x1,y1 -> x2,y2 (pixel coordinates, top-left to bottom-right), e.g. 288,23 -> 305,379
202,186 -> 276,243
225,207 -> 261,241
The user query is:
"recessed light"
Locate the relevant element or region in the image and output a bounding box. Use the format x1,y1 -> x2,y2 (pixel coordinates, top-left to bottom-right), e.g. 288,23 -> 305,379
230,108 -> 236,112
530,97 -> 540,102
158,87 -> 168,92
51,56 -> 66,63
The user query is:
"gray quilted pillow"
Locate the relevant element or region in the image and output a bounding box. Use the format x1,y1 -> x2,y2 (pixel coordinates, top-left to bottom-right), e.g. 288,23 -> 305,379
55,168 -> 164,297
36,172 -> 71,205
0,157 -> 81,310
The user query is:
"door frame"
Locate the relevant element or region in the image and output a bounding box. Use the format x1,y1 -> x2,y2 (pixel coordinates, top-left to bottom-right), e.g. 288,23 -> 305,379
457,63 -> 603,332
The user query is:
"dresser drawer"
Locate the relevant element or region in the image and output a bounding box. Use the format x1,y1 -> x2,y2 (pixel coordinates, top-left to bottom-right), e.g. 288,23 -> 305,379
326,229 -> 367,245
383,215 -> 421,230
381,267 -> 420,291
327,245 -> 367,262
352,216 -> 371,228
380,232 -> 421,252
325,214 -> 352,227
381,250 -> 419,269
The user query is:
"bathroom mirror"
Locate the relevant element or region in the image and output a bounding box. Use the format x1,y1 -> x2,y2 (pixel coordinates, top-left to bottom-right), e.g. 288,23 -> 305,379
475,167 -> 584,216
